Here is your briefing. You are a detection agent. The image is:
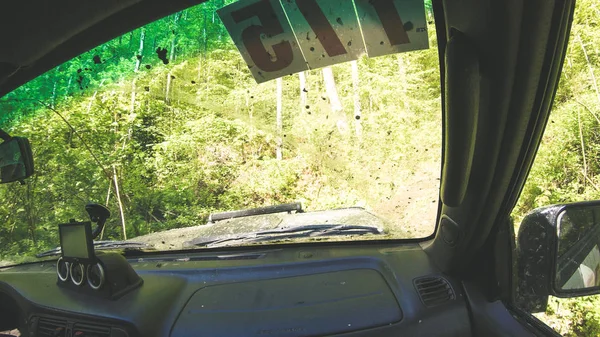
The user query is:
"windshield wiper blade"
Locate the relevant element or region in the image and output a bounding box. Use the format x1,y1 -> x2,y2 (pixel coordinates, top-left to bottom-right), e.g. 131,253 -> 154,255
36,241 -> 154,258
188,224 -> 384,248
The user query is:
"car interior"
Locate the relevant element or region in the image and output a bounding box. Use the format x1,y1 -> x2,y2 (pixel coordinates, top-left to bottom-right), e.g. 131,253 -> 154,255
0,0 -> 590,336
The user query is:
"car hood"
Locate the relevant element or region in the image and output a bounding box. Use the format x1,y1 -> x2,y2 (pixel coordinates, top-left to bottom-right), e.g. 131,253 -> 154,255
131,207 -> 390,250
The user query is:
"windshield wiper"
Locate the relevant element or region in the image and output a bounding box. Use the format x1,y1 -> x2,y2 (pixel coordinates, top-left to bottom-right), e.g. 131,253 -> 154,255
187,224 -> 384,248
36,241 -> 154,258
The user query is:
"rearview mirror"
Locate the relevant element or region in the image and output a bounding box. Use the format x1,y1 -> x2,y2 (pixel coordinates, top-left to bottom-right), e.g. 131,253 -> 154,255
516,201 -> 600,312
0,135 -> 34,184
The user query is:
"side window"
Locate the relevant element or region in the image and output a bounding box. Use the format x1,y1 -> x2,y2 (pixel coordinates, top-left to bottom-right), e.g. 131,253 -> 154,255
512,0 -> 600,335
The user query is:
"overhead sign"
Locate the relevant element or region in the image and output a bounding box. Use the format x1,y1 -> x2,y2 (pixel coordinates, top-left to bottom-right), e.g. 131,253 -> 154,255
218,0 -> 429,83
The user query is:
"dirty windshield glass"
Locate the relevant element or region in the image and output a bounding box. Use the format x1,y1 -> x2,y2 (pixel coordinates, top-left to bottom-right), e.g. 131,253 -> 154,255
0,0 -> 440,263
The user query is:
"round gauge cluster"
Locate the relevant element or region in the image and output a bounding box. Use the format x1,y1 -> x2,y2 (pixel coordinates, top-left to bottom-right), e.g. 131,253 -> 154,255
56,257 -> 105,290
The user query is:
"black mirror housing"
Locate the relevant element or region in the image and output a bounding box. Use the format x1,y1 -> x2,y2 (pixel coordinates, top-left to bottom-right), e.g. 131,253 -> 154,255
516,200 -> 600,312
0,136 -> 34,184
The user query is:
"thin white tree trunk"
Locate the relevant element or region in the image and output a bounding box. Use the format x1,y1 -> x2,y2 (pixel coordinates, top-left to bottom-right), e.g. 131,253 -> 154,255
130,78 -> 137,114
577,34 -> 600,107
299,71 -> 307,111
100,184 -> 111,240
112,165 -> 127,240
247,90 -> 254,142
134,28 -> 145,72
397,55 -> 410,112
578,108 -> 587,189
166,71 -> 172,105
170,12 -> 181,62
323,67 -> 347,134
276,77 -> 283,160
322,67 -> 342,113
351,61 -> 362,137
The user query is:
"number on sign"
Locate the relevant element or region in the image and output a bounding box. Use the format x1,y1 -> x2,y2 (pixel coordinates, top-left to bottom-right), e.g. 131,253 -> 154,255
295,0 -> 347,57
354,0 -> 427,58
230,0 -> 294,72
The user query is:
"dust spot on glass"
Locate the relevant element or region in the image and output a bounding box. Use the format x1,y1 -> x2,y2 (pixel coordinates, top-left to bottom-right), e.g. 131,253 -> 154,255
307,111 -> 311,115
355,115 -> 360,120
321,96 -> 327,100
191,81 -> 196,84
156,47 -> 169,65
77,76 -> 84,90
170,75 -> 176,80
144,86 -> 150,92
305,105 -> 310,109
336,17 -> 343,25
380,41 -> 384,45
403,21 -> 414,32
310,47 -> 315,52
145,65 -> 152,69
347,41 -> 352,47
303,88 -> 308,93
93,55 -> 102,64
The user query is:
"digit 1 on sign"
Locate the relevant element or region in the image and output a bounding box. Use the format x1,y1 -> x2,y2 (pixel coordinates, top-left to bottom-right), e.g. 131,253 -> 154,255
230,0 -> 294,72
369,0 -> 410,45
295,0 -> 347,57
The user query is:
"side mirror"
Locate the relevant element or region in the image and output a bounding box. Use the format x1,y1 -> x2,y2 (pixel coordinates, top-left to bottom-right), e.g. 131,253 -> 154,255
516,200 -> 600,312
0,135 -> 34,184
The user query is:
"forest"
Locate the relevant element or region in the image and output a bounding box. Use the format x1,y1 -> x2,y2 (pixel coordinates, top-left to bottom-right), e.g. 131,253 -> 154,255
0,0 -> 440,259
0,0 -> 598,335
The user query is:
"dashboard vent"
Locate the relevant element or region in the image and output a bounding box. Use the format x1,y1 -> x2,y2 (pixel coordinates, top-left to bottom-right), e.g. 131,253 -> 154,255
414,276 -> 455,307
37,316 -> 67,337
73,322 -> 112,336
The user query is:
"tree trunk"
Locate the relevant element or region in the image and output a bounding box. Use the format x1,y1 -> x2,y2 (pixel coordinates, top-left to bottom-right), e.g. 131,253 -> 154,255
322,67 -> 347,134
51,81 -> 58,109
577,34 -> 600,107
113,165 -> 127,240
26,181 -> 36,244
351,61 -> 362,137
170,12 -> 182,62
299,71 -> 307,113
166,71 -> 173,105
134,28 -> 145,72
276,77 -> 283,160
130,78 -> 137,114
100,183 -> 111,240
322,67 -> 342,113
397,55 -> 410,112
128,31 -> 134,50
65,76 -> 73,96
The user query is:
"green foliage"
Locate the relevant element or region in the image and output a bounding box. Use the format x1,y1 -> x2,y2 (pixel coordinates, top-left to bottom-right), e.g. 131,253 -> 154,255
0,0 -> 442,262
513,0 -> 600,335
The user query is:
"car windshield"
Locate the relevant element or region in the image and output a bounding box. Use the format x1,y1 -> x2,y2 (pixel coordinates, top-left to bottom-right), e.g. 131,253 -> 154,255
0,0 -> 440,264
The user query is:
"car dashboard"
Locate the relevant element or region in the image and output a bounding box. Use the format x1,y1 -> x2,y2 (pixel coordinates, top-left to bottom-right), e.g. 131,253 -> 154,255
0,243 -> 473,337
